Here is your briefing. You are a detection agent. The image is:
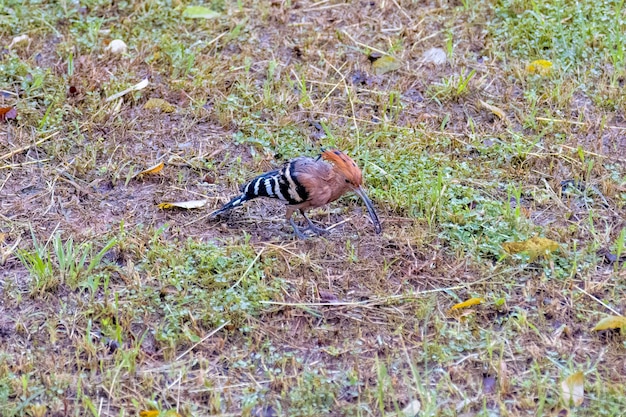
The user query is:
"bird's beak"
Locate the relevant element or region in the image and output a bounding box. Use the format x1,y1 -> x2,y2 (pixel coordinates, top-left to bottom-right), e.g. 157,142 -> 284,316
354,186 -> 382,234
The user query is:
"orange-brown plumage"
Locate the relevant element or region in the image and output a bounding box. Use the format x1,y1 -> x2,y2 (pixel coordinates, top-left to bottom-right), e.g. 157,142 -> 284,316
210,149 -> 382,238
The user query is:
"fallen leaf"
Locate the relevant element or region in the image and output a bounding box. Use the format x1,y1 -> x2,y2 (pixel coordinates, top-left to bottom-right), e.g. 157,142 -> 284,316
106,78 -> 149,102
0,107 -> 17,122
371,55 -> 402,75
105,39 -> 127,54
8,34 -> 30,48
561,371 -> 584,407
183,6 -> 221,19
136,161 -> 164,177
450,297 -> 483,310
592,315 -> 626,331
28,404 -> 47,417
498,360 -> 509,394
479,100 -> 508,123
502,236 -> 559,261
401,399 -> 421,417
526,59 -> 553,76
158,199 -> 208,210
421,47 -> 447,66
139,411 -> 180,417
144,98 -> 175,113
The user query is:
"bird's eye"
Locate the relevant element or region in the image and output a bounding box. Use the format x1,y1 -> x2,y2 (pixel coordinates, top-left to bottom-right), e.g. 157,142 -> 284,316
345,179 -> 350,183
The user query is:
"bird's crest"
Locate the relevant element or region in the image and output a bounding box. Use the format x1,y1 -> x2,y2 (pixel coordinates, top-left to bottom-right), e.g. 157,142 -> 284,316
321,149 -> 363,187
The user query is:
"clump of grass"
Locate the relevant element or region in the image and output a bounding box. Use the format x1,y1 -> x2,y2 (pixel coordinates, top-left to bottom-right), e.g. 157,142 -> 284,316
16,230 -> 117,295
492,0 -> 626,71
136,233 -> 284,348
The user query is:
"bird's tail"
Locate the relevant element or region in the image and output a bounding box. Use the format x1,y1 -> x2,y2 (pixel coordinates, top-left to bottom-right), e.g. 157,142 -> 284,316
209,194 -> 250,218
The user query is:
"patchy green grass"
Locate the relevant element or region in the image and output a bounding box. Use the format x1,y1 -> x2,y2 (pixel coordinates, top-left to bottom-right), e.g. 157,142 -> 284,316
1,0 -> 625,416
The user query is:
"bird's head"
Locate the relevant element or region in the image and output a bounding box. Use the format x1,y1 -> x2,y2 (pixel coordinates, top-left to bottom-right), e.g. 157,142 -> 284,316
321,149 -> 363,188
321,148 -> 382,234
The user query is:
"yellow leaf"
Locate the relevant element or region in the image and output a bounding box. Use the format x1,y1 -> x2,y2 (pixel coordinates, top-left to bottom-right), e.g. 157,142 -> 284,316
561,371 -> 584,407
372,56 -> 401,75
144,98 -> 175,113
502,236 -> 559,261
479,100 -> 508,123
183,6 -> 221,19
526,59 -> 553,76
450,297 -> 484,310
138,411 -> 180,417
158,199 -> 208,210
28,404 -> 47,417
136,161 -> 165,177
592,315 -> 626,331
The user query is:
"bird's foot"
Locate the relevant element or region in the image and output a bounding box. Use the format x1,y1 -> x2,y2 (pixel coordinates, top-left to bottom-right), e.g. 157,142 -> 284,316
304,223 -> 329,236
301,212 -> 329,235
290,219 -> 309,240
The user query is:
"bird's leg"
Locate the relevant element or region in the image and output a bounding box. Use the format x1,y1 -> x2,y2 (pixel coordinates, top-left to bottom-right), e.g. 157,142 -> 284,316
289,218 -> 309,239
300,209 -> 328,235
286,207 -> 308,239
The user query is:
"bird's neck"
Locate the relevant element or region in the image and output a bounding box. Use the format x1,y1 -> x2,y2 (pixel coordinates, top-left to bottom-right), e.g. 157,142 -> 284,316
328,168 -> 352,201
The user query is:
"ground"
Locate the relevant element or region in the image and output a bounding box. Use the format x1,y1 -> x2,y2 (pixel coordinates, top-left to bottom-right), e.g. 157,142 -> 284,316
1,0 -> 625,416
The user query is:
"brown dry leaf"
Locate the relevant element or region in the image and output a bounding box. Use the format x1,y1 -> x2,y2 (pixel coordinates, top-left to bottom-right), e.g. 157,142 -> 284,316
498,360 -> 510,394
592,315 -> 626,331
502,236 -> 559,261
158,199 -> 208,210
561,371 -> 584,407
479,100 -> 508,123
372,56 -> 402,75
144,98 -> 175,113
136,161 -> 165,177
450,297 -> 483,310
0,107 -> 17,121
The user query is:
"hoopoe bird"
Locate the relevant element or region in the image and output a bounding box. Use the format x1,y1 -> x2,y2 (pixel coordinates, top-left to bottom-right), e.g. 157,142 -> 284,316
210,149 -> 382,238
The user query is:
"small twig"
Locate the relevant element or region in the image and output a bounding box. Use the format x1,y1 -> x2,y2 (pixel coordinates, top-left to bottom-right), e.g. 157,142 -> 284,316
0,158 -> 50,170
340,30 -> 388,56
575,285 -> 622,316
326,59 -> 360,145
260,283 -> 483,308
0,131 -> 59,161
228,248 -> 265,291
325,217 -> 352,231
536,116 -> 626,131
175,320 -> 230,362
